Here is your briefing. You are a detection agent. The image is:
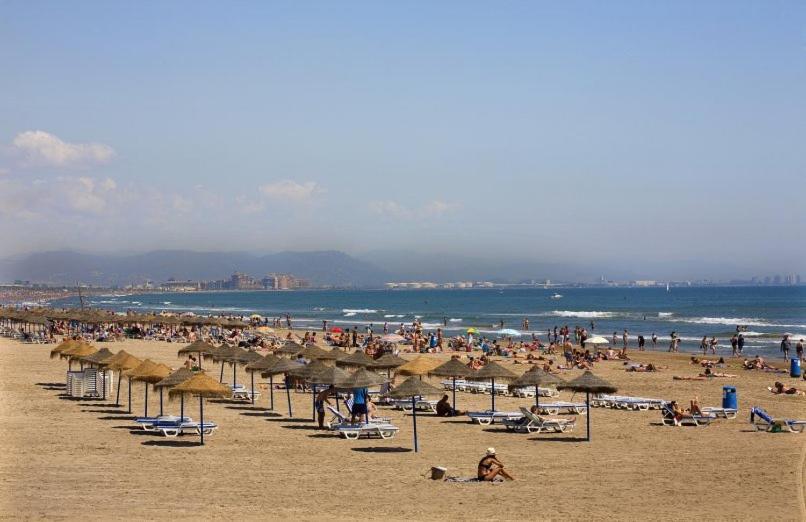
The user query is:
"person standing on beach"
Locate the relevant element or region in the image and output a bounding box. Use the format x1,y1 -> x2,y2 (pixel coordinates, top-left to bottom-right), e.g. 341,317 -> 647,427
322,320 -> 328,332
351,327 -> 358,348
730,334 -> 739,357
622,330 -> 629,349
612,331 -> 618,347
796,339 -> 803,361
651,333 -> 658,349
738,334 -> 745,355
781,335 -> 791,360
700,336 -> 708,355
523,318 -> 529,331
637,335 -> 645,351
709,337 -> 718,355
315,385 -> 334,429
383,322 -> 388,334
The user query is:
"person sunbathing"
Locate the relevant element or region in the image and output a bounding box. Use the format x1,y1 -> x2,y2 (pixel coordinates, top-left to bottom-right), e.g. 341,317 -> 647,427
669,401 -> 694,421
689,397 -> 703,416
769,381 -> 805,395
699,368 -> 736,378
477,448 -> 515,481
626,363 -> 658,372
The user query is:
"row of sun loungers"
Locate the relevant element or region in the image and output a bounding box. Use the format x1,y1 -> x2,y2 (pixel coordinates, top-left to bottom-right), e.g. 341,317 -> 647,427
391,398 -> 438,413
326,406 -> 399,439
503,407 -> 577,434
591,394 -> 665,411
440,379 -> 559,398
134,415 -> 219,437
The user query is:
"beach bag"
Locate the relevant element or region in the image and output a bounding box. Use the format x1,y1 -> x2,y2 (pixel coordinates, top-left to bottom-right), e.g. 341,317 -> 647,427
430,466 -> 447,480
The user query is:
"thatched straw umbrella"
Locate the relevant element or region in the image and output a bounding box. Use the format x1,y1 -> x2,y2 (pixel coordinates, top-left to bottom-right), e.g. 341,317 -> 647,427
429,358 -> 475,413
213,345 -> 246,385
50,339 -> 80,360
245,354 -> 280,408
308,345 -> 342,362
261,359 -> 304,417
336,368 -> 388,424
177,340 -> 217,370
308,366 -> 351,412
154,368 -> 195,421
168,373 -> 230,445
396,356 -> 442,378
471,361 -> 517,412
336,350 -> 375,369
557,371 -> 617,442
104,351 -> 142,412
371,353 -> 407,378
389,377 -> 444,452
61,342 -> 97,371
297,344 -> 330,360
127,360 -> 171,417
275,341 -> 304,357
511,368 -> 564,410
289,360 -> 330,421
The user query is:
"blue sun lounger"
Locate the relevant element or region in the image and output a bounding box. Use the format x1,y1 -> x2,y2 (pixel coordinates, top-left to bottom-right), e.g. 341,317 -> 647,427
750,407 -> 805,433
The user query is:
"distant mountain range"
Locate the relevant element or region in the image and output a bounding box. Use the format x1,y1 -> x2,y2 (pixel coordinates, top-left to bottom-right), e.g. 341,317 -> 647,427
0,250 -> 392,288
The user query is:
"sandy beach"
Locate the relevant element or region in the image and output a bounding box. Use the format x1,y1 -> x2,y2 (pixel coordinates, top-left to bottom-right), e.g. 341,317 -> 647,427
0,335 -> 804,521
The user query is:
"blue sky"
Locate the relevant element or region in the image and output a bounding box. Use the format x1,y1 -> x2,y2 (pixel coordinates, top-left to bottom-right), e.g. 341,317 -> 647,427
1,1 -> 804,276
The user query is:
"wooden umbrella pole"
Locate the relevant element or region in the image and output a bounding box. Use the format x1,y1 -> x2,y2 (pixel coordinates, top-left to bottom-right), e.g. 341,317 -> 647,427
250,371 -> 255,405
491,378 -> 496,411
285,374 -> 292,417
586,392 -> 591,442
452,377 -> 457,412
200,396 -> 205,446
144,383 -> 148,417
412,395 -> 419,453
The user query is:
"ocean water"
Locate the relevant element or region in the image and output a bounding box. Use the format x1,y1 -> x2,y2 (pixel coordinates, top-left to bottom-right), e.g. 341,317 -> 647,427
52,286 -> 805,357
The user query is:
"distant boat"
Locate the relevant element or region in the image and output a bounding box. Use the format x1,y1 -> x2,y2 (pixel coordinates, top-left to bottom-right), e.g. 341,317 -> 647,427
550,293 -> 563,300
666,283 -> 670,292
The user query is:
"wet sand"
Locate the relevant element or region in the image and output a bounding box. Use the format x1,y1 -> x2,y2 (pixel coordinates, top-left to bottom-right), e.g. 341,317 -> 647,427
0,336 -> 804,520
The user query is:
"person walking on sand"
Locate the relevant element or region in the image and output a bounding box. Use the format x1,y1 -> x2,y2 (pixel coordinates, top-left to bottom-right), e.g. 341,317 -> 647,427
700,336 -> 708,355
477,448 -> 514,481
781,335 -> 791,360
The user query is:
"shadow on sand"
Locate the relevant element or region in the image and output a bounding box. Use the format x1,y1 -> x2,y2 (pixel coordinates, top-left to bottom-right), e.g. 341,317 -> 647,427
351,447 -> 412,453
141,440 -> 201,448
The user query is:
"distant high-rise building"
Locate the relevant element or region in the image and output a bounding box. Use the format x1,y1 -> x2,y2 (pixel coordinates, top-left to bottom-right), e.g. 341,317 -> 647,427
773,274 -> 782,285
763,276 -> 771,285
797,274 -> 802,285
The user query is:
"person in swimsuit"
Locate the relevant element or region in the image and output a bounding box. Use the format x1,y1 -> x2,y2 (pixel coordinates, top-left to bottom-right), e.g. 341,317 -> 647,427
477,448 -> 514,481
315,385 -> 335,429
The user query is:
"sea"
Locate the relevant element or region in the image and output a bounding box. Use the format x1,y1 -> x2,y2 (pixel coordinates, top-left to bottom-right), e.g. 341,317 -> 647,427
49,286 -> 806,357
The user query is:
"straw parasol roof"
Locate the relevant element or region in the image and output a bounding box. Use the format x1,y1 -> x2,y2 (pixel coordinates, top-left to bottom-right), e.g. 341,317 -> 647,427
557,371 -> 617,394
396,356 -> 442,376
128,360 -> 172,384
322,348 -> 347,361
244,354 -> 280,373
154,368 -> 195,389
177,340 -> 217,357
288,360 -> 329,380
61,342 -> 98,360
371,353 -> 407,369
104,350 -> 143,372
79,347 -> 115,366
212,344 -> 245,362
260,358 -> 304,378
50,339 -> 81,359
471,361 -> 517,381
238,350 -> 264,364
388,376 -> 444,399
298,344 -> 330,360
335,350 -> 376,368
511,367 -> 564,388
168,372 -> 231,399
337,368 -> 388,389
275,341 -> 305,356
429,358 -> 474,378
308,366 -> 351,385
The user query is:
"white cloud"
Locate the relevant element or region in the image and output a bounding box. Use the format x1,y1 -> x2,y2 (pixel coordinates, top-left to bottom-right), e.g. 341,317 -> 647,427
369,199 -> 458,219
60,176 -> 118,214
259,180 -> 322,202
11,130 -> 115,167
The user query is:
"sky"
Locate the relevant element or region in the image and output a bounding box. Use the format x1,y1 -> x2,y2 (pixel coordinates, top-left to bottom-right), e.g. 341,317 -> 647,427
1,1 -> 804,278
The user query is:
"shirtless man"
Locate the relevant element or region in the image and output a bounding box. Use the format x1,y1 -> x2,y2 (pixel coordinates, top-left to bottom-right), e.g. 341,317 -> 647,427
315,385 -> 335,429
477,448 -> 515,481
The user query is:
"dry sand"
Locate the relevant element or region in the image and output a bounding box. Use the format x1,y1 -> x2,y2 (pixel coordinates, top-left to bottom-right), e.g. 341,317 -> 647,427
0,336 -> 804,520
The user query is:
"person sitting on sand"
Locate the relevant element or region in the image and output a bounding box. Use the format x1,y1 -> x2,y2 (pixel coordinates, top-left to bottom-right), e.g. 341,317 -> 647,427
436,395 -> 465,417
477,448 -> 514,482
769,381 -> 805,395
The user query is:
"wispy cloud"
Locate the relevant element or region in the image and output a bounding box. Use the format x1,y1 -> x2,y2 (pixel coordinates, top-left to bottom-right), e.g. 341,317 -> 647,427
368,199 -> 458,219
10,130 -> 115,168
259,180 -> 322,202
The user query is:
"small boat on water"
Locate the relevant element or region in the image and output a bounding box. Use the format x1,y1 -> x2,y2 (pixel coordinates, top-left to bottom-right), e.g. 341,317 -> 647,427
550,293 -> 563,300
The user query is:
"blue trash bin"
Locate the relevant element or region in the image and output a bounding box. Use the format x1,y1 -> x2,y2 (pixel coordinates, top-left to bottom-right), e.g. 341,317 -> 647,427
722,386 -> 737,410
791,358 -> 802,378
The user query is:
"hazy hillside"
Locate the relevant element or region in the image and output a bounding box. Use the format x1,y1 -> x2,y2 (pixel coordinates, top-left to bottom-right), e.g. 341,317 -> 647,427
0,250 -> 391,288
